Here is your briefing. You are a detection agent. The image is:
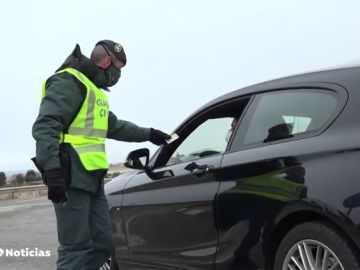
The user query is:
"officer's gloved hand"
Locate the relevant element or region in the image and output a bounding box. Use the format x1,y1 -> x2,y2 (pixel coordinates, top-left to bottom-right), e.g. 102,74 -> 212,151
149,128 -> 171,146
44,169 -> 67,203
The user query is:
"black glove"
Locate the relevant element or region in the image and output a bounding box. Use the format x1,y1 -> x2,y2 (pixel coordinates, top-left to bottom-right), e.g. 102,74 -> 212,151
149,128 -> 171,146
44,169 -> 67,203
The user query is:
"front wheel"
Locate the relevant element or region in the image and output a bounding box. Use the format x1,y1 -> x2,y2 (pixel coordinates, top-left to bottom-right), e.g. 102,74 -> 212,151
273,221 -> 360,270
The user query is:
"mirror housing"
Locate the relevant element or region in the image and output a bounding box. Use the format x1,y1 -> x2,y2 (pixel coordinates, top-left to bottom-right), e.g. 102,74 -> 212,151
124,148 -> 174,181
124,148 -> 150,170
343,193 -> 360,208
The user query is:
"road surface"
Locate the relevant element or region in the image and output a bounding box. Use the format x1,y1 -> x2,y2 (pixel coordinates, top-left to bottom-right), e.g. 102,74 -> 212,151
0,197 -> 57,269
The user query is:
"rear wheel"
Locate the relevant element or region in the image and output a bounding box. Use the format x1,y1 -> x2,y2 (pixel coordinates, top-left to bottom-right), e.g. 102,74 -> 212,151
274,221 -> 360,270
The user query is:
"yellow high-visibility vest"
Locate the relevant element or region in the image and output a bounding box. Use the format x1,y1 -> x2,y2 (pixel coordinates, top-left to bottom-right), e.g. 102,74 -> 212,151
42,68 -> 109,171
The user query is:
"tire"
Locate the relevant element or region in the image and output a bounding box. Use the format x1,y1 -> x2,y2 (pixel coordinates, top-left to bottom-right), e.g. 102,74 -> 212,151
273,221 -> 360,270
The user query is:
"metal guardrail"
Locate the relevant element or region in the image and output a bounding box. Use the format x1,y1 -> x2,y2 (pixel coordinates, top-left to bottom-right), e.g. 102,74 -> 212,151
0,179 -> 113,201
0,184 -> 47,201
0,184 -> 45,191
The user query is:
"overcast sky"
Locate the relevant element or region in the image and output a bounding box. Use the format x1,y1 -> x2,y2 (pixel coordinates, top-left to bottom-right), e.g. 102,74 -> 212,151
1,0 -> 360,171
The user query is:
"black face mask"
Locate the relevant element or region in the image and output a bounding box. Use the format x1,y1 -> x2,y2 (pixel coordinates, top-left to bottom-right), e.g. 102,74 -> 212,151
101,44 -> 121,87
105,63 -> 121,87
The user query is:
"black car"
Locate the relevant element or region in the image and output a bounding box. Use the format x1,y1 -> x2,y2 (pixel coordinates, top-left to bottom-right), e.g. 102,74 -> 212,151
104,66 -> 360,270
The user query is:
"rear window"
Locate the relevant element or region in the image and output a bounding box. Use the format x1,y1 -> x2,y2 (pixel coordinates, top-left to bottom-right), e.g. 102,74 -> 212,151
239,90 -> 338,145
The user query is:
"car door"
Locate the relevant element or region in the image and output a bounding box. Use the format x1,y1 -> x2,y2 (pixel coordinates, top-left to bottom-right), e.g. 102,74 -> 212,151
120,98 -> 250,269
215,88 -> 342,269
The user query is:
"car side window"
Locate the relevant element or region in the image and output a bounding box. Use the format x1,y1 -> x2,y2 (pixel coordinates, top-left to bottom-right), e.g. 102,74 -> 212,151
235,90 -> 338,146
166,117 -> 233,166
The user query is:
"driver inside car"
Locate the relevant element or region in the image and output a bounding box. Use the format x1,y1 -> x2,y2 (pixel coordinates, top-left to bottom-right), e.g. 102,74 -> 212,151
225,117 -> 239,143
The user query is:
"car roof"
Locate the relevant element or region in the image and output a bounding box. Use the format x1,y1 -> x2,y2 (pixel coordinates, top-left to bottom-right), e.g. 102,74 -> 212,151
183,65 -> 360,123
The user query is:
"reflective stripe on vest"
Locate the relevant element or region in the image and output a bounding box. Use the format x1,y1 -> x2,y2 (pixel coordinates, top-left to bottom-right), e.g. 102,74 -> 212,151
42,68 -> 109,171
227,171 -> 305,202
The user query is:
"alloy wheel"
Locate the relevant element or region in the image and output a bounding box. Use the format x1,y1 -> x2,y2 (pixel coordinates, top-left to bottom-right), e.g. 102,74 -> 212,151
282,239 -> 344,270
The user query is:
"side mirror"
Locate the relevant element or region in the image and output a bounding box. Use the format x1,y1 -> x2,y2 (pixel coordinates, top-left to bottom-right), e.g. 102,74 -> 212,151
344,193 -> 360,208
124,148 -> 150,169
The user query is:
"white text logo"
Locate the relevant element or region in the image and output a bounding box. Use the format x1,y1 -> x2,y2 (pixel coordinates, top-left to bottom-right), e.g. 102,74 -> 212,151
0,248 -> 51,258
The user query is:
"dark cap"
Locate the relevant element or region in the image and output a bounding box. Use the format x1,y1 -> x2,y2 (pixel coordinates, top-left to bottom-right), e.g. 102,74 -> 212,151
96,40 -> 127,65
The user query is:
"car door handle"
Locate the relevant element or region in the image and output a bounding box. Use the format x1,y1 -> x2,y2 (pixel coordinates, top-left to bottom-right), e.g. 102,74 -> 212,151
184,162 -> 214,176
191,164 -> 213,177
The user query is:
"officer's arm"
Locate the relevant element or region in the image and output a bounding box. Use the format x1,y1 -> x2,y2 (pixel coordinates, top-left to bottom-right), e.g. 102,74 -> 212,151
32,75 -> 84,170
107,111 -> 150,142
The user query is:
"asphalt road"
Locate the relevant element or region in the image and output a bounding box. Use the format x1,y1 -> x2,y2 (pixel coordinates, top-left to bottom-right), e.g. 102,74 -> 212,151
0,197 -> 58,269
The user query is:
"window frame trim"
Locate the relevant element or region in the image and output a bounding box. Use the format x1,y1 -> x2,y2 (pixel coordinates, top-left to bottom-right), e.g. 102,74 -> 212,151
228,85 -> 348,152
151,96 -> 253,169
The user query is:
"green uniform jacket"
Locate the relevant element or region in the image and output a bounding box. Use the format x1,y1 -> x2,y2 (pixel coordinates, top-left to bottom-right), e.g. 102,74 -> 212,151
32,45 -> 150,193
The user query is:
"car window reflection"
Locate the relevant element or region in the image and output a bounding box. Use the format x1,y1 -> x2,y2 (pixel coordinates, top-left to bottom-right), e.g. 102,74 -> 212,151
167,117 -> 233,166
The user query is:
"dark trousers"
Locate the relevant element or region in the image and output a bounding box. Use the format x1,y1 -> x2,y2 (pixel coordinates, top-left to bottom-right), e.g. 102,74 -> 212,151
54,187 -> 113,270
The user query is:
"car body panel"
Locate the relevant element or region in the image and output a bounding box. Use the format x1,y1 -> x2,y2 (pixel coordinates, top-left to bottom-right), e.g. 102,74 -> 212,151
119,155 -> 222,269
105,66 -> 360,269
215,132 -> 360,268
105,170 -> 140,259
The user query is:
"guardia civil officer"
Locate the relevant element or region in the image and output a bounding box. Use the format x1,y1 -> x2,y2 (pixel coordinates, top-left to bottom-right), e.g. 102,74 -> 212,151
32,40 -> 171,270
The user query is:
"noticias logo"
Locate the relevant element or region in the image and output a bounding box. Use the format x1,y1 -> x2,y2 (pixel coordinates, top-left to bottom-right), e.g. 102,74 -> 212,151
0,248 -> 51,257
